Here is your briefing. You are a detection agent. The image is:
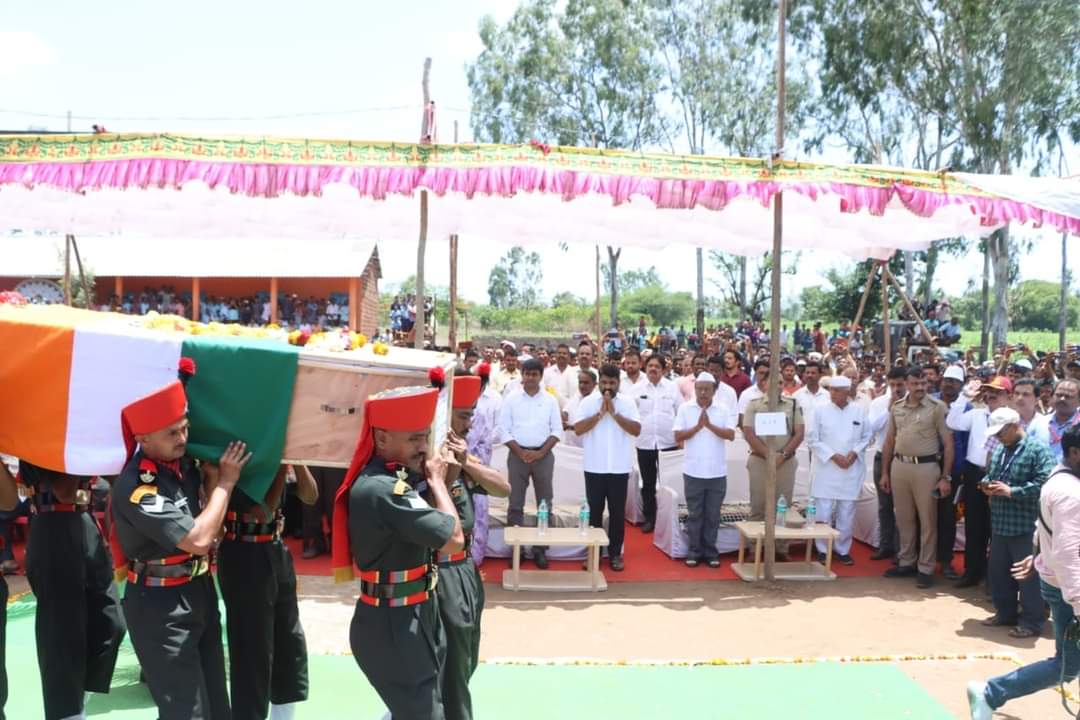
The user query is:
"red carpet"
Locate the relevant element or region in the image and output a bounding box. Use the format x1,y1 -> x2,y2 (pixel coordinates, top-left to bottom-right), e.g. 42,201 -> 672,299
284,526 -> 949,584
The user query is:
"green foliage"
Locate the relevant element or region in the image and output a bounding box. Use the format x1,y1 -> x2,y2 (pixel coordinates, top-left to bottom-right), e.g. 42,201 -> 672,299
618,285 -> 695,327
600,265 -> 662,294
710,251 -> 799,320
551,291 -> 586,308
953,280 -> 1079,332
487,246 -> 544,309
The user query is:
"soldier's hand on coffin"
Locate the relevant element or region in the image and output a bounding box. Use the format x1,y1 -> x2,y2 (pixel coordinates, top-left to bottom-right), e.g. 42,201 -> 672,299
425,451 -> 449,486
201,462 -> 221,495
218,441 -> 252,488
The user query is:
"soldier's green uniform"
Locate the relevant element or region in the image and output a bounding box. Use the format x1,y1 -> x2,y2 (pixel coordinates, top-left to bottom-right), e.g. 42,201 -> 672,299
112,453 -> 230,720
218,482 -> 309,720
348,458 -> 455,719
436,471 -> 486,720
21,461 -> 125,720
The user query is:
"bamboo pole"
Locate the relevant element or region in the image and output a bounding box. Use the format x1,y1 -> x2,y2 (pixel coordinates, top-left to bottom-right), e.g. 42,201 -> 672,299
449,234 -> 458,353
270,277 -> 279,325
594,245 -> 601,341
850,262 -> 879,334
763,0 -> 787,581
883,264 -> 937,349
883,268 -> 891,370
63,234 -> 72,306
415,57 -> 432,350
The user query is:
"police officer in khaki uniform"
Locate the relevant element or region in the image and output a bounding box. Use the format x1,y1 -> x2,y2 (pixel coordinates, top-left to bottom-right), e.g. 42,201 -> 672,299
880,366 -> 954,588
331,384 -> 464,719
742,359 -> 805,558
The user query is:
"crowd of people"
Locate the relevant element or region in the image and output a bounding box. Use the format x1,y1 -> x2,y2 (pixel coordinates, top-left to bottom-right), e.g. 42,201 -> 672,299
95,286 -> 354,328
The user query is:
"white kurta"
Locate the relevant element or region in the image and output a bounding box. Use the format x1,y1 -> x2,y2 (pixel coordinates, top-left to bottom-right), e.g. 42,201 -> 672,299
808,400 -> 872,501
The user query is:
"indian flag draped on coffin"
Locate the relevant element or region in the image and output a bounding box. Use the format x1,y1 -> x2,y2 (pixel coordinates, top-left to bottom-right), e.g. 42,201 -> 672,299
0,302 -> 454,502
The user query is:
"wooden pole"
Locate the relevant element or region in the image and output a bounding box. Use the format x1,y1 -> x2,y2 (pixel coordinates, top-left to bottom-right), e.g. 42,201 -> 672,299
114,276 -> 123,303
449,234 -> 459,353
415,57 -> 432,350
1060,232 -> 1068,352
270,277 -> 279,325
348,277 -> 359,332
850,262 -> 878,334
69,235 -> 92,309
883,264 -> 937,349
192,277 -> 200,321
764,0 -> 787,582
63,234 -> 72,306
882,266 -> 891,370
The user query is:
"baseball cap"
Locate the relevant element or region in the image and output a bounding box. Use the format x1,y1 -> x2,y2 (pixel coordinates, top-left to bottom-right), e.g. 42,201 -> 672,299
981,376 -> 1014,393
986,407 -> 1021,436
943,365 -> 965,382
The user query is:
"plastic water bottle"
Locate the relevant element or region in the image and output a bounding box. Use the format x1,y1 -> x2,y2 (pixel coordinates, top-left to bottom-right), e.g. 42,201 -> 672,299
578,502 -> 590,536
776,494 -> 788,527
537,500 -> 549,536
805,497 -> 816,528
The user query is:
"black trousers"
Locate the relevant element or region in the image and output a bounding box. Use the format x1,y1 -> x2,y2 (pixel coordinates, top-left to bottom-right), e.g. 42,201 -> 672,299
961,461 -> 990,579
218,539 -> 309,720
302,467 -> 345,547
873,453 -> 899,554
123,574 -> 230,720
585,472 -> 629,557
636,447 -> 676,525
437,561 -> 484,720
25,513 -> 125,720
936,471 -> 961,566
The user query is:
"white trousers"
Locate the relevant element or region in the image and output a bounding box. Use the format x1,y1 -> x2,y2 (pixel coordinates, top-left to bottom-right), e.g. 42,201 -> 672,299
814,497 -> 856,556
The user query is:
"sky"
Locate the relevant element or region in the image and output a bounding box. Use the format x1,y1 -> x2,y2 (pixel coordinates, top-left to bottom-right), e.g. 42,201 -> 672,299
1,1 -> 1075,306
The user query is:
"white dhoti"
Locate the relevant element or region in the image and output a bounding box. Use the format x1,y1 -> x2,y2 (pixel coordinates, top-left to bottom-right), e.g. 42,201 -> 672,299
815,497 -> 857,555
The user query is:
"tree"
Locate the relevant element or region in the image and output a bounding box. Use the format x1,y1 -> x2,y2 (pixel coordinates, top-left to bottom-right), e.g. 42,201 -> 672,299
468,0 -> 668,331
600,264 -> 662,294
802,0 -> 1080,349
486,246 -> 544,309
619,285 -> 695,327
709,251 -> 799,321
551,291 -> 585,308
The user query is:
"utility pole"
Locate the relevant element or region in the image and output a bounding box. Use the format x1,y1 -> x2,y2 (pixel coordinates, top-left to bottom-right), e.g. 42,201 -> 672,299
449,119 -> 460,354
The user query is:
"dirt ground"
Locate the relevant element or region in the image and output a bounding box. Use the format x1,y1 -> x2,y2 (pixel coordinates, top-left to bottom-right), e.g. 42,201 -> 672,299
294,574 -> 1073,720
9,572 -> 1072,718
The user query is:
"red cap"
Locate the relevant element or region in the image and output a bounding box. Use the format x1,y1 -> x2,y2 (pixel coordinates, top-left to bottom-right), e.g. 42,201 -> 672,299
981,375 -> 1014,394
452,375 -> 482,409
120,381 -> 188,461
331,386 -> 440,582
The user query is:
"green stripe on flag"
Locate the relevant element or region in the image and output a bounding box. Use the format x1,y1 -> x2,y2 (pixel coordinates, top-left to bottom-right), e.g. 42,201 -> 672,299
180,336 -> 300,502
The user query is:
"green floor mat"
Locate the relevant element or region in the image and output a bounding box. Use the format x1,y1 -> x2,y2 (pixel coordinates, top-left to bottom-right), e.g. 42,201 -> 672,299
5,594 -> 951,719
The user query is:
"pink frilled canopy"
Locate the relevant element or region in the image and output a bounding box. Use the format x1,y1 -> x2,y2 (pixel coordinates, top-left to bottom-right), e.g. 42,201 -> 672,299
0,133 -> 1077,258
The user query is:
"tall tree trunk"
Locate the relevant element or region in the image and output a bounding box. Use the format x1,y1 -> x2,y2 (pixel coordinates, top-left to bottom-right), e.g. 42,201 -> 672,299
1061,232 -> 1069,352
607,246 -> 621,331
979,240 -> 990,360
695,248 -> 705,338
738,256 -> 747,317
989,226 -> 1010,349
922,245 -> 938,309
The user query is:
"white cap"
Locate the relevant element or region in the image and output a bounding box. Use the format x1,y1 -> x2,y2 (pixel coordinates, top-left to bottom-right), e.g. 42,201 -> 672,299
829,375 -> 852,389
500,340 -> 516,350
943,365 -> 966,382
695,372 -> 717,385
808,352 -> 823,361
986,407 -> 1021,436
1013,358 -> 1033,370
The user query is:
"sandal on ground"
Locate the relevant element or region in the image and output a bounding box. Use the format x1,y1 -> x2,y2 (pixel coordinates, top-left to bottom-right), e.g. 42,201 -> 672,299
1008,627 -> 1039,638
684,557 -> 700,568
707,559 -> 721,569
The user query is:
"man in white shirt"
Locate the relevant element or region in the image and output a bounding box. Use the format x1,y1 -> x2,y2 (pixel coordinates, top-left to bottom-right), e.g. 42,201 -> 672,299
809,375 -> 873,565
492,347 -> 522,397
673,373 -> 736,568
793,361 -> 829,422
868,367 -> 909,560
562,369 -> 598,449
498,358 -> 564,569
947,374 -> 1013,587
626,353 -> 683,534
561,341 -> 595,401
543,343 -> 573,402
572,364 -> 641,571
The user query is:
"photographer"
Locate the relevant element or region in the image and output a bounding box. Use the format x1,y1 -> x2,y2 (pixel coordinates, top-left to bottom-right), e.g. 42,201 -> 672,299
967,424 -> 1080,719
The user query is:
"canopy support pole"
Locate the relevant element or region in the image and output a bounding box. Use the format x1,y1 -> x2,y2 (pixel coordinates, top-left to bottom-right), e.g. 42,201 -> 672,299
270,277 -> 279,326
883,265 -> 937,350
594,245 -> 601,341
883,267 -> 891,370
115,276 -> 123,304
850,262 -> 878,334
449,233 -> 458,353
764,0 -> 788,582
63,234 -> 72,306
192,277 -> 200,321
415,57 -> 433,350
